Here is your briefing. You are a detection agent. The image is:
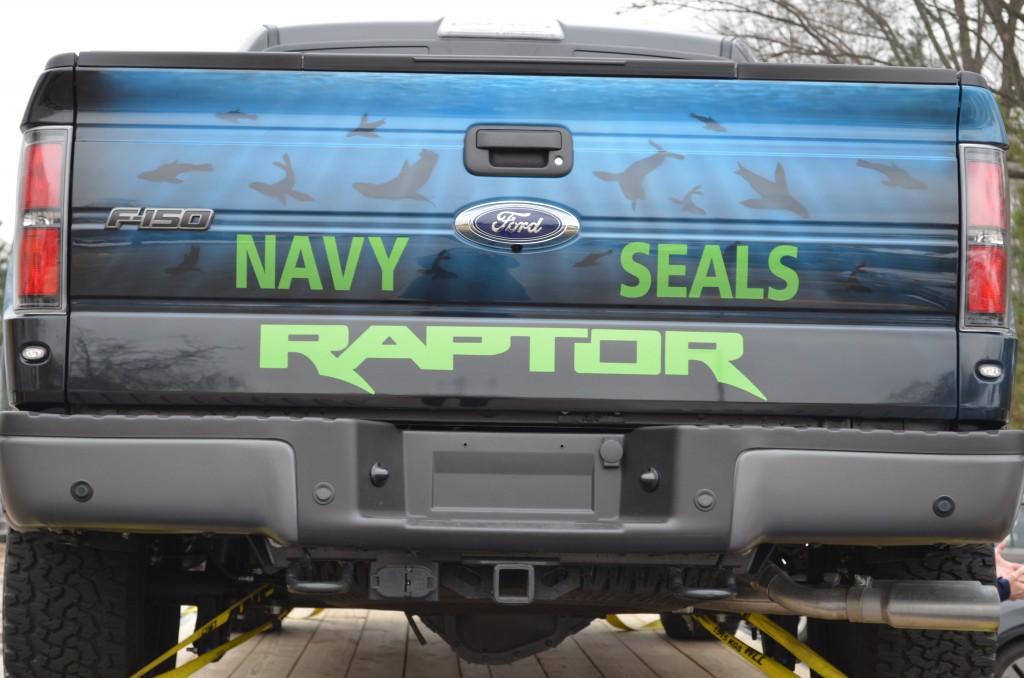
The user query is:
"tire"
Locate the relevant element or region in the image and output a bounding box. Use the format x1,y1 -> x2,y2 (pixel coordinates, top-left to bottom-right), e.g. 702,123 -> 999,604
661,612 -> 740,640
3,530 -> 178,677
807,545 -> 997,678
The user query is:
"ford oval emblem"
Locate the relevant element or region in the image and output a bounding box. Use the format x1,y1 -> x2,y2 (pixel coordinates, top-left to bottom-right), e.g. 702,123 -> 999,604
454,201 -> 580,251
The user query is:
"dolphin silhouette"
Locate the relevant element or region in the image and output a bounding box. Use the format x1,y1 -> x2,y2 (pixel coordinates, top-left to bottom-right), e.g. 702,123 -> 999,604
417,249 -> 457,280
572,249 -> 614,268
839,261 -> 873,294
348,113 -> 386,138
593,139 -> 684,211
856,159 -> 927,190
165,245 -> 203,274
138,161 -> 213,184
353,149 -> 438,205
735,162 -> 809,219
215,109 -> 258,124
671,184 -> 707,215
689,112 -> 727,133
249,154 -> 314,205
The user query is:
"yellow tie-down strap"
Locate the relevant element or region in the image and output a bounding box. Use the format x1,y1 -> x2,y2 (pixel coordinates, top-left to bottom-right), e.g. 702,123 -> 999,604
693,613 -> 847,678
131,585 -> 286,678
605,614 -> 664,631
607,613 -> 846,678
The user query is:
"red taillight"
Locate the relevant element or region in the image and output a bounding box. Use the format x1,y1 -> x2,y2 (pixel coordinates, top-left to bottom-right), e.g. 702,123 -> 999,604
967,245 -> 1006,313
16,128 -> 68,312
961,146 -> 1009,328
19,228 -> 61,297
22,143 -> 63,211
966,161 -> 1006,229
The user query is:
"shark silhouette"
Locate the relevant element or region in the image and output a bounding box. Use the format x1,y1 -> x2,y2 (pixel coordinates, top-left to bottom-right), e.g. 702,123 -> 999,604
856,159 -> 927,190
572,249 -> 614,268
417,249 -> 457,280
689,112 -> 727,133
138,161 -> 213,184
671,185 -> 707,215
735,162 -> 809,219
593,140 -> 684,211
348,113 -> 386,138
353,149 -> 438,206
215,109 -> 258,124
165,246 -> 203,274
249,154 -> 314,205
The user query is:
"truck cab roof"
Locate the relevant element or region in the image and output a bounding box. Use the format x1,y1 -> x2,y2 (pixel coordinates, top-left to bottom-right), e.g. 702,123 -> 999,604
242,18 -> 758,63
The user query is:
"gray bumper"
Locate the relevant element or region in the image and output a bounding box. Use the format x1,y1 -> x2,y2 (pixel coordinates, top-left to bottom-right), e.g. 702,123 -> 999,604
1,412 -> 1022,553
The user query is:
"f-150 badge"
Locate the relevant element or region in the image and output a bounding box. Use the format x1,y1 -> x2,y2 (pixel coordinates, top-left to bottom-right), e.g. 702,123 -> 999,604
105,207 -> 214,230
455,201 -> 579,251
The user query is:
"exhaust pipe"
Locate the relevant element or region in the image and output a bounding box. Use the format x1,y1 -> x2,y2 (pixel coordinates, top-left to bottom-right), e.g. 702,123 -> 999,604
753,564 -> 999,632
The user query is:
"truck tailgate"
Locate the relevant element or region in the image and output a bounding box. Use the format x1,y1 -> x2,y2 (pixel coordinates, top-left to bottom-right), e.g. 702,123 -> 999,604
67,66 -> 961,417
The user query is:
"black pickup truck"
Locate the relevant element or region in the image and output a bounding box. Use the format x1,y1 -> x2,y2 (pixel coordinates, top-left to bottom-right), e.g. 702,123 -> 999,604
2,18 -> 1022,677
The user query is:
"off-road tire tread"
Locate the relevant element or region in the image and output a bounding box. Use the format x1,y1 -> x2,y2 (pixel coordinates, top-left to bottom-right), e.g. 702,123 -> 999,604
810,545 -> 997,678
3,531 -> 143,677
869,545 -> 996,678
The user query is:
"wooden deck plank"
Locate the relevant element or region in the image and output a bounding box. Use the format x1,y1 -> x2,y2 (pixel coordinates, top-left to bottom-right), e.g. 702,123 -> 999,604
489,657 -> 547,678
667,636 -> 770,678
185,639 -> 267,677
321,607 -> 368,620
287,613 -> 366,677
612,628 -> 716,678
573,621 -> 660,678
227,618 -> 319,677
404,624 -> 461,678
459,658 -> 493,678
344,610 -> 409,677
534,629 -> 603,678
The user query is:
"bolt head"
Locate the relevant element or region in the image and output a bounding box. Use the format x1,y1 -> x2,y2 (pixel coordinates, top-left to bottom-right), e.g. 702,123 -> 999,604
313,482 -> 335,505
70,480 -> 93,502
933,495 -> 955,518
695,489 -> 717,512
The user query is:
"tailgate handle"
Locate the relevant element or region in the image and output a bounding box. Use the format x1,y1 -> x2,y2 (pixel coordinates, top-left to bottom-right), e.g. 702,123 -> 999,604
465,124 -> 573,177
477,129 -> 562,150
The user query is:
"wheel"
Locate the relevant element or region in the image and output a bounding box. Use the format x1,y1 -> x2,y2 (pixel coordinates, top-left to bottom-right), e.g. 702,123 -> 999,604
660,612 -> 740,640
997,638 -> 1024,678
807,544 -> 997,678
3,530 -> 178,677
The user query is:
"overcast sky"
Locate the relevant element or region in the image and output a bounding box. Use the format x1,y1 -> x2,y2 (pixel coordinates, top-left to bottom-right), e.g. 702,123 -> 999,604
1,1 -> 700,244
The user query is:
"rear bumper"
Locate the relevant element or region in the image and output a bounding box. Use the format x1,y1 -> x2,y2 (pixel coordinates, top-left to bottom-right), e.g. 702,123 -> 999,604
1,412 -> 1022,553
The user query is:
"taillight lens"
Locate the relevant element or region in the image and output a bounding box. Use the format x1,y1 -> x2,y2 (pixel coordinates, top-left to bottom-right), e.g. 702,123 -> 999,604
23,143 -> 64,211
15,128 -> 68,312
19,229 -> 61,297
967,246 -> 1006,313
966,161 -> 1005,228
962,146 -> 1009,328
